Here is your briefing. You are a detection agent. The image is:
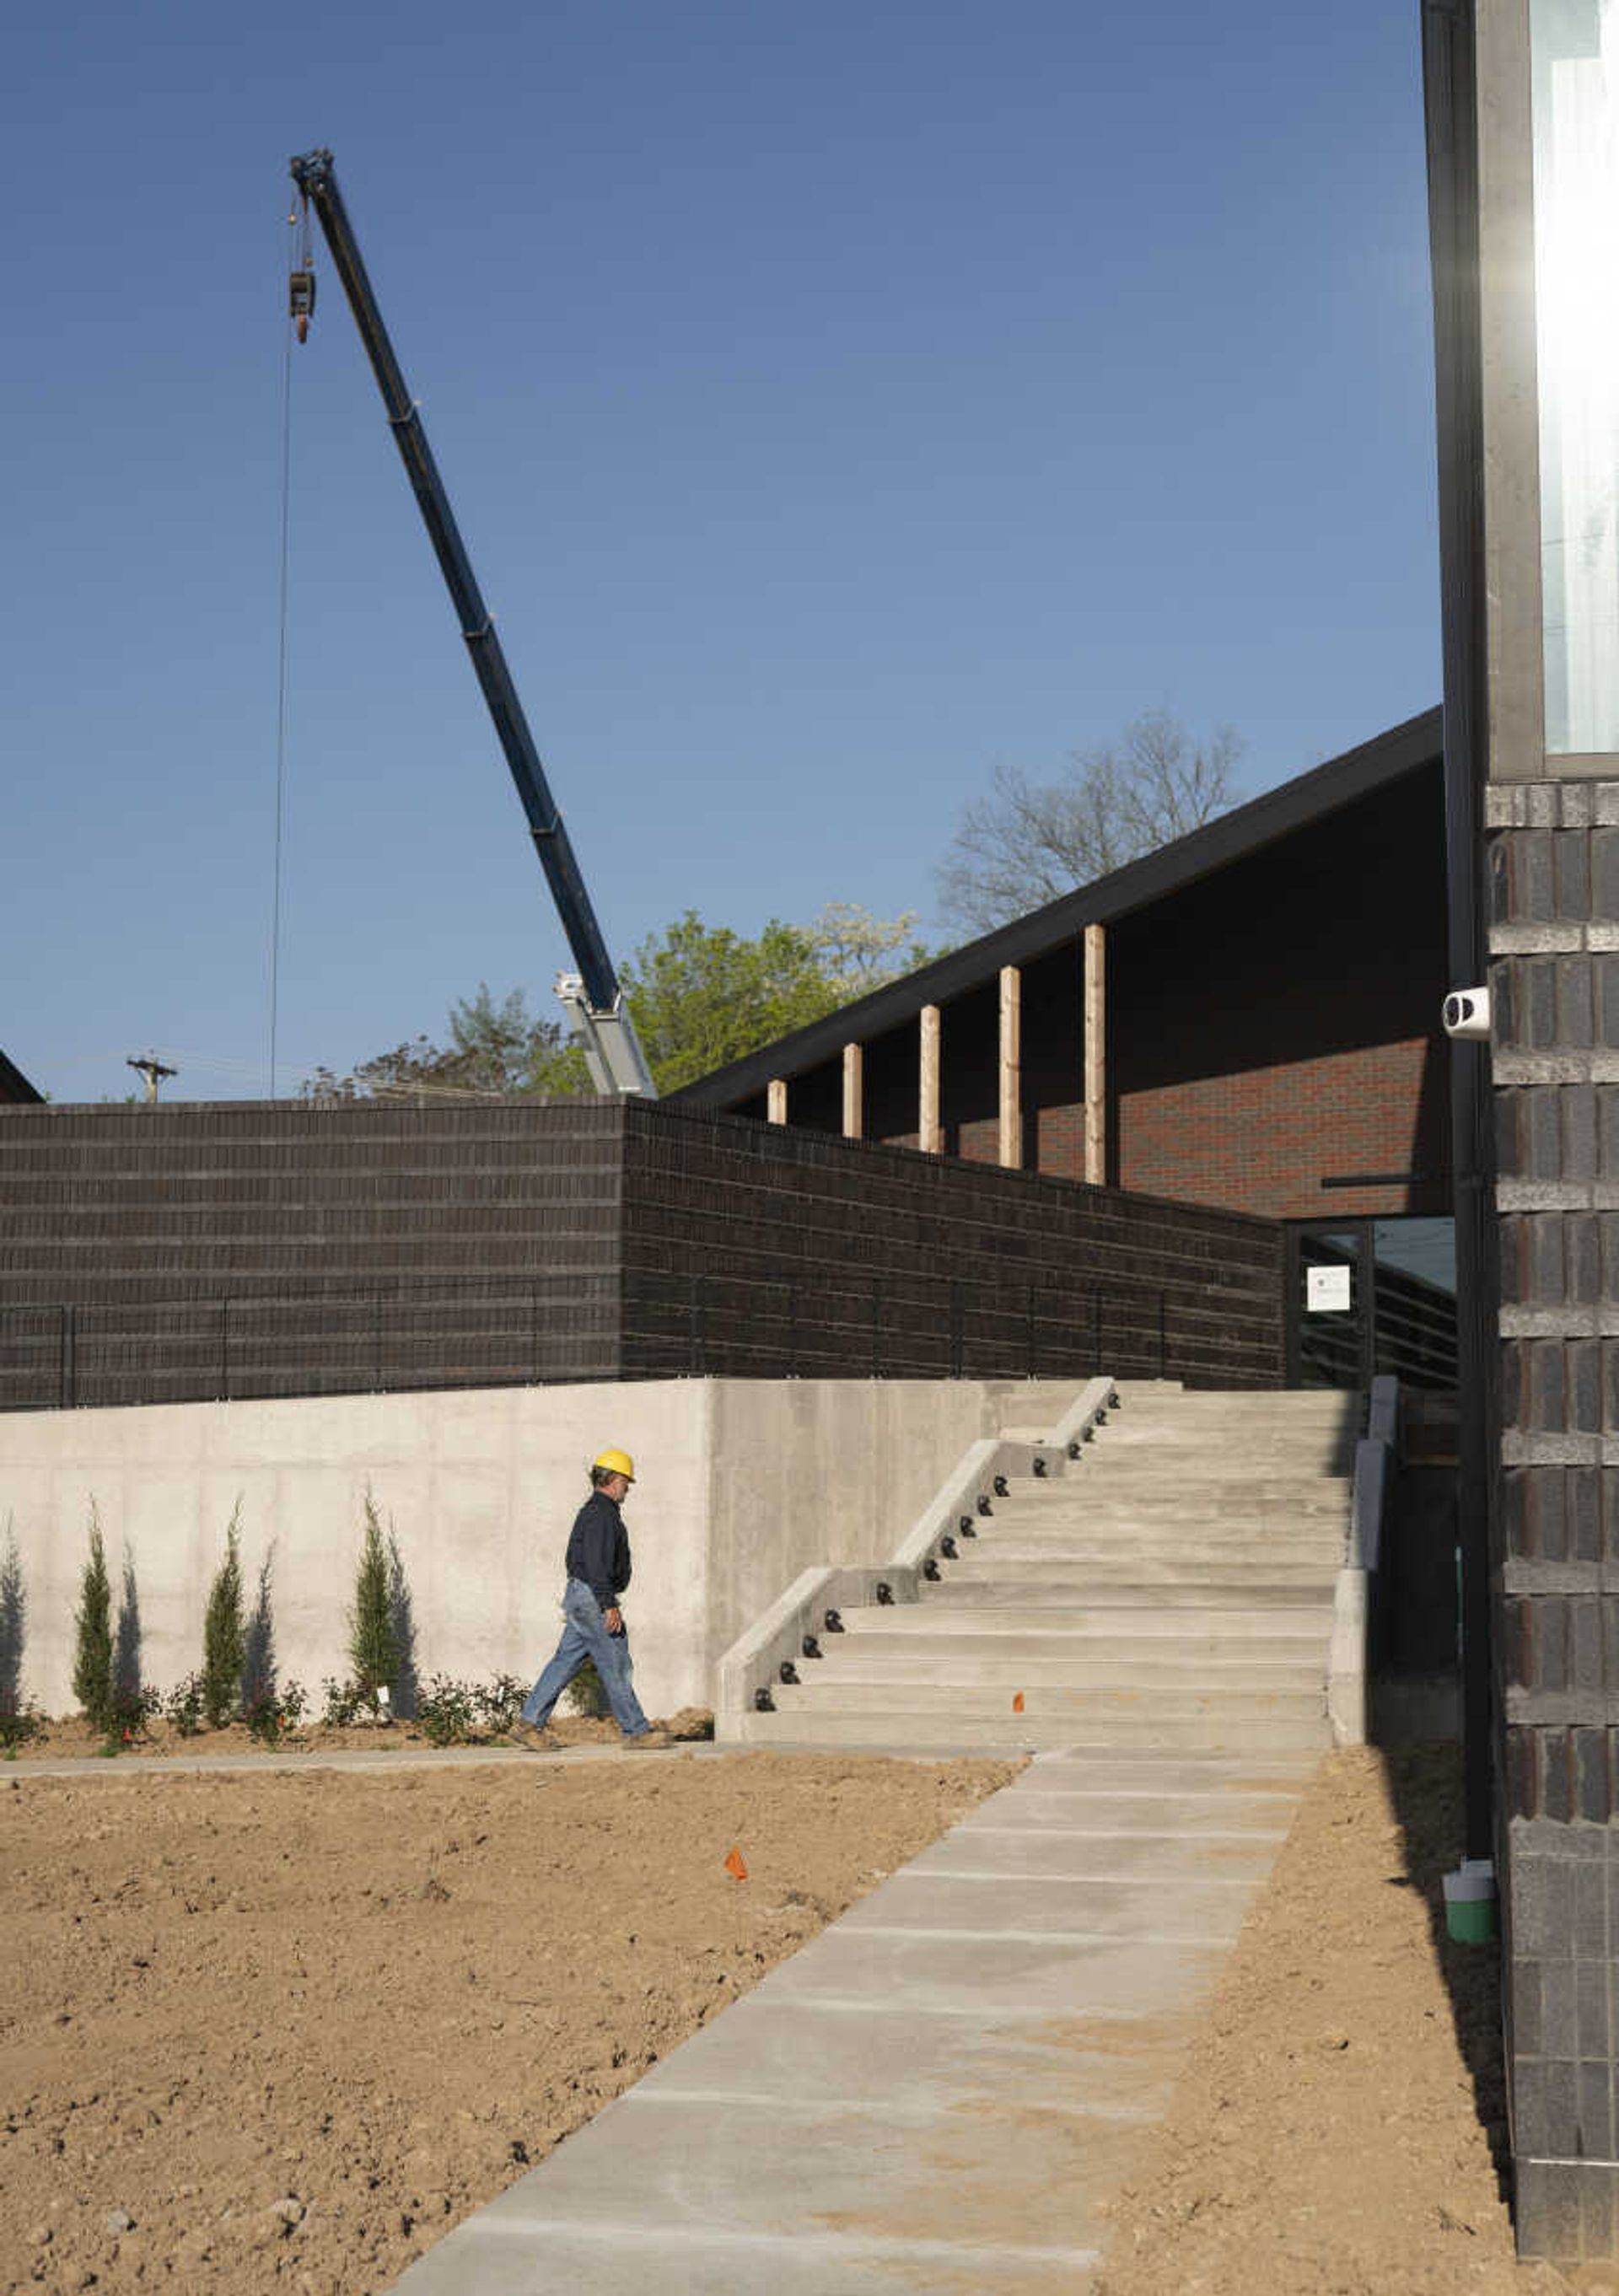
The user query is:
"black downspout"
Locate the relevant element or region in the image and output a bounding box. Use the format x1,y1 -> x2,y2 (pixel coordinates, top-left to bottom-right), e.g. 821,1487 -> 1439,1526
1421,0 -> 1498,1868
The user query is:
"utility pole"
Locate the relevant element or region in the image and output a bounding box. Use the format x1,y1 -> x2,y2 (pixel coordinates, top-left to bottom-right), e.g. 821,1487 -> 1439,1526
126,1054 -> 176,1104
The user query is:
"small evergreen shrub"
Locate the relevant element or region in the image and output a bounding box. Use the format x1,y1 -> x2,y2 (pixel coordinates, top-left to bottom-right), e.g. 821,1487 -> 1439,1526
0,1515 -> 25,1718
164,1673 -> 206,1737
245,1677 -> 307,1746
347,1488 -> 401,1713
0,1691 -> 43,1751
202,1502 -> 247,1729
73,1503 -> 115,1735
110,1681 -> 160,1744
567,1659 -> 610,1719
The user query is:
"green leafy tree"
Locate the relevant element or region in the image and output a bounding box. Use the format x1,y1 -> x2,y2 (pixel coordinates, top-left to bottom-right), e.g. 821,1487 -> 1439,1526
348,1488 -> 401,1710
73,1502 -> 114,1734
201,1501 -> 247,1729
308,903 -> 936,1103
302,984 -> 573,1102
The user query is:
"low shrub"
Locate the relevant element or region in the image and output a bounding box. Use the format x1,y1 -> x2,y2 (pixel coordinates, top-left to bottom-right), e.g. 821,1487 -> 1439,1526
110,1681 -> 161,1745
0,1690 -> 43,1752
416,1675 -> 479,1748
567,1659 -> 610,1719
321,1676 -> 371,1729
164,1673 -> 207,1738
245,1678 -> 308,1747
478,1673 -> 526,1734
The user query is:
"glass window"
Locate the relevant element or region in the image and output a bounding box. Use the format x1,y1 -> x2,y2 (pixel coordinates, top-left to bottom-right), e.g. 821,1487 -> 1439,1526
1531,0 -> 1619,753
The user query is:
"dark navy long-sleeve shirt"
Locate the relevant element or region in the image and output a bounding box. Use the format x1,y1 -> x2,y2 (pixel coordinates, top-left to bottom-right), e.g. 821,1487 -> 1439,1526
565,1489 -> 632,1612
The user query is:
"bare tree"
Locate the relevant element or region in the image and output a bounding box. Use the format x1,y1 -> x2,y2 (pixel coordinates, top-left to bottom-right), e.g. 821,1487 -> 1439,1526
934,710 -> 1244,933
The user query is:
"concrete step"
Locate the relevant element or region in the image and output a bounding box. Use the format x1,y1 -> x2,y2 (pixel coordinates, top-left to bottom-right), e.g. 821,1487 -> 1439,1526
982,1478 -> 1350,1515
732,1709 -> 1334,1751
935,1558 -> 1338,1589
960,1526 -> 1346,1555
918,1579 -> 1336,1610
836,1607 -> 1334,1643
771,1680 -> 1326,1719
802,1653 -> 1326,1690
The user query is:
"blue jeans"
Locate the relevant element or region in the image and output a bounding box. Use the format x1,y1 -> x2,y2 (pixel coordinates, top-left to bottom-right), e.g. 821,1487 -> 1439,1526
521,1578 -> 651,1738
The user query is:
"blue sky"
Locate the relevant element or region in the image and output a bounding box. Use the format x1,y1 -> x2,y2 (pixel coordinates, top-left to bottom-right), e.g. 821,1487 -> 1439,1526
4,0 -> 1440,1103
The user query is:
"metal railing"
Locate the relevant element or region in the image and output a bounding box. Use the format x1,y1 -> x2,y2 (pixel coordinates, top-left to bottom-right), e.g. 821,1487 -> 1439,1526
0,1263 -> 1278,1413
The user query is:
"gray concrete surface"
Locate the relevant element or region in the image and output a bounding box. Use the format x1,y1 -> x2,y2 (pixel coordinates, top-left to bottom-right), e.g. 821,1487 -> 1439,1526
391,1745 -> 1318,2294
729,1384 -> 1353,1751
1,1376 -> 1067,1718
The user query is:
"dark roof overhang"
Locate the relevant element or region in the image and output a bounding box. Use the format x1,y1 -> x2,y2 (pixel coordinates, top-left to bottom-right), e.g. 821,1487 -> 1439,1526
672,704 -> 1444,1109
0,1049 -> 43,1104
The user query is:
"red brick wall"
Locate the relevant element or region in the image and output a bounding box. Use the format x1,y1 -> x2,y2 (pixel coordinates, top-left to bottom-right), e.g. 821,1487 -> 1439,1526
1116,1036 -> 1445,1218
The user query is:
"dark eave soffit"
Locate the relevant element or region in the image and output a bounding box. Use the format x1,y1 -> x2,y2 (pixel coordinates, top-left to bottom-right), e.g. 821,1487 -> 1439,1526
671,704 -> 1444,1109
0,1048 -> 44,1105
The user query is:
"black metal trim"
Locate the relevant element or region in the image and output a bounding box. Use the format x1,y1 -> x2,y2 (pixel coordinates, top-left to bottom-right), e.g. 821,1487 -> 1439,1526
0,1049 -> 43,1105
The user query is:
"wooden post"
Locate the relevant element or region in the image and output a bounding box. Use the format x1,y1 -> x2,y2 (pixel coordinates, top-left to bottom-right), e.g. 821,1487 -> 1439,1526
842,1043 -> 863,1140
1084,925 -> 1106,1186
766,1078 -> 788,1126
998,966 -> 1021,1170
918,1003 -> 943,1154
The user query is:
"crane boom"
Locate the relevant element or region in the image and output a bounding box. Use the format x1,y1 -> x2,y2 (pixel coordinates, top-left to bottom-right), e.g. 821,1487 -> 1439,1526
287,147 -> 654,1098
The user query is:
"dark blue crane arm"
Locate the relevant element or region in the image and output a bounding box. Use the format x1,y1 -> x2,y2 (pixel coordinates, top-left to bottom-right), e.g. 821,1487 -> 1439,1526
288,147 -> 628,1029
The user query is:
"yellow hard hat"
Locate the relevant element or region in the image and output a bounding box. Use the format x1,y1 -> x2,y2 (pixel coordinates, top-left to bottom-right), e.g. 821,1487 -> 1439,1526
592,1448 -> 636,1481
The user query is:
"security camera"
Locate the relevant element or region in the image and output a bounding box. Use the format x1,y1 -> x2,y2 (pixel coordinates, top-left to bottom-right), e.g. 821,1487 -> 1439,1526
1442,987 -> 1491,1041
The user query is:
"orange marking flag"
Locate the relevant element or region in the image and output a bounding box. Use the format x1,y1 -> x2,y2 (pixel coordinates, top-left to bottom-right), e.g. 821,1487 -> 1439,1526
1012,1692 -> 1025,1713
723,1846 -> 749,1882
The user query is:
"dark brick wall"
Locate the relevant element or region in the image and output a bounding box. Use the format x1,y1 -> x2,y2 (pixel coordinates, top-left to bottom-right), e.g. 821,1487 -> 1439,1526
1487,782 -> 1619,2246
0,1097 -> 628,1403
618,1100 -> 1284,1387
0,1096 -> 1287,1406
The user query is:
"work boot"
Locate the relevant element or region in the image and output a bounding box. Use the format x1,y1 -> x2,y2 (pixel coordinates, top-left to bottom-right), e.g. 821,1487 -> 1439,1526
508,1719 -> 554,1752
626,1726 -> 675,1750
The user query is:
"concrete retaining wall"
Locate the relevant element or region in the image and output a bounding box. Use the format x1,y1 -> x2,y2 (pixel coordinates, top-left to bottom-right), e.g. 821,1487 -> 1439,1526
0,1378 -> 1025,1720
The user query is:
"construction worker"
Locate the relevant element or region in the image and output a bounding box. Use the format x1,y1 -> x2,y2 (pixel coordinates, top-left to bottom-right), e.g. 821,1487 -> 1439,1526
510,1449 -> 672,1750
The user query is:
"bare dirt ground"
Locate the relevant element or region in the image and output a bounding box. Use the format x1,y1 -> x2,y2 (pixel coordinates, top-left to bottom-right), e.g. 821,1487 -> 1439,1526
1095,1742 -> 1595,2296
0,1749 -> 1016,2293
4,1736 -> 1611,2296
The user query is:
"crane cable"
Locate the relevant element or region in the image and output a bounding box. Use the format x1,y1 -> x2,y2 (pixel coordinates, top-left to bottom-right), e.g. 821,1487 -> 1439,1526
270,206 -> 299,1100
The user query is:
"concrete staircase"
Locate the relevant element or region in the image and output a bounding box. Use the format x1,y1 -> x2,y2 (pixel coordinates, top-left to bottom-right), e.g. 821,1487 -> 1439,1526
750,1381 -> 1358,1753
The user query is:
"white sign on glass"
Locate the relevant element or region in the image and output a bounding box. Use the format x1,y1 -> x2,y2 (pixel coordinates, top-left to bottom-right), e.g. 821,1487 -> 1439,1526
1306,1266 -> 1353,1314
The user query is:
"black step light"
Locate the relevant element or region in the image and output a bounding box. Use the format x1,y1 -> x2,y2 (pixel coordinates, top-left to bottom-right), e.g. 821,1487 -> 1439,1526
939,1535 -> 959,1559
1033,1455 -> 1048,1477
993,1474 -> 1009,1498
802,1635 -> 822,1660
876,1582 -> 895,1605
958,1513 -> 976,1539
754,1686 -> 775,1712
977,1494 -> 993,1517
922,1557 -> 941,1581
823,1608 -> 844,1633
779,1660 -> 799,1686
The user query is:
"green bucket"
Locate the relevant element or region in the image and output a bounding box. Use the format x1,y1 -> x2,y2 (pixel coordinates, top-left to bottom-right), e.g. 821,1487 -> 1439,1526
1443,1858 -> 1498,1945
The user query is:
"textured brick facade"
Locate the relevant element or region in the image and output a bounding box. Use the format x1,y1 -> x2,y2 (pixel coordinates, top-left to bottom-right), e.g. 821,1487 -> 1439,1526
0,1096 -> 1286,1409
1489,781 -> 1619,2250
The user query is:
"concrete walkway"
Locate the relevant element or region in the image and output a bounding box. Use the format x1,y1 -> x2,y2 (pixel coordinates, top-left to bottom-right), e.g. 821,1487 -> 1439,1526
393,1742 -> 1319,2295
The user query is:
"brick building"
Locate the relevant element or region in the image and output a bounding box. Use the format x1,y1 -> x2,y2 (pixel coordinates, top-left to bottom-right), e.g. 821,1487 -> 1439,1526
675,708 -> 1455,1389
